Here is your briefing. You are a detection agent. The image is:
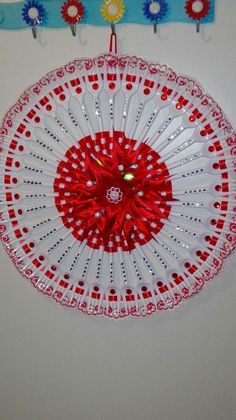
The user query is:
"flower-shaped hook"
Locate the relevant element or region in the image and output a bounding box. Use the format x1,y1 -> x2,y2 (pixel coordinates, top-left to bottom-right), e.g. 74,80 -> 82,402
22,0 -> 46,39
143,0 -> 168,33
61,0 -> 84,36
101,0 -> 125,53
101,0 -> 125,41
101,0 -> 125,25
185,0 -> 210,33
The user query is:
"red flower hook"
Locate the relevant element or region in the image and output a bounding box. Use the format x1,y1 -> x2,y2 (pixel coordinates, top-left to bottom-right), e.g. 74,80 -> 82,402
185,0 -> 210,32
61,0 -> 84,36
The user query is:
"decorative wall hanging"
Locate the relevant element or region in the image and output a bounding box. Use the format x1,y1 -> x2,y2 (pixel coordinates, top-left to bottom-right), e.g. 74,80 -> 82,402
0,0 -> 214,30
0,53 -> 235,318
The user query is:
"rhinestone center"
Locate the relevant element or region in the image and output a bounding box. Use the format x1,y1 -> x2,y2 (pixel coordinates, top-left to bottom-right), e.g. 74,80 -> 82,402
106,186 -> 123,204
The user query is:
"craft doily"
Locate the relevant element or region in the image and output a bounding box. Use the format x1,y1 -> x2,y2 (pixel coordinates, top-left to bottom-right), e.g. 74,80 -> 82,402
0,53 -> 235,318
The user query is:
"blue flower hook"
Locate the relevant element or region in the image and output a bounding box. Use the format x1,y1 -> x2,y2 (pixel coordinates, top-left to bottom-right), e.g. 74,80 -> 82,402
143,0 -> 168,33
22,1 -> 46,39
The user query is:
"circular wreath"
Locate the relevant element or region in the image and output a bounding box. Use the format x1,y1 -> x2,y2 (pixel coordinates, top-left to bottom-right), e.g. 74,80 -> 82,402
0,53 -> 235,319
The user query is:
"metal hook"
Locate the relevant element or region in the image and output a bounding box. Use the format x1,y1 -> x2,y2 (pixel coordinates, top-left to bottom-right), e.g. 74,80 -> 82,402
196,19 -> 200,33
32,24 -> 38,39
31,17 -> 41,39
111,22 -> 116,34
70,23 -> 77,36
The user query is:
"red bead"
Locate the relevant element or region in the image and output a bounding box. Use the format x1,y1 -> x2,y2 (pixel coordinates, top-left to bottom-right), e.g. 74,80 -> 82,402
126,83 -> 132,90
176,103 -> 182,110
144,88 -> 150,95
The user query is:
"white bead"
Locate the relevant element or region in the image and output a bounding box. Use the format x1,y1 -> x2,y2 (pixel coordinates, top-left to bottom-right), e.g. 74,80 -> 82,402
118,164 -> 124,171
95,212 -> 101,218
192,1 -> 204,13
87,180 -> 93,187
138,191 -> 144,197
125,213 -> 132,220
149,2 -> 161,15
28,7 -> 39,19
67,5 -> 79,17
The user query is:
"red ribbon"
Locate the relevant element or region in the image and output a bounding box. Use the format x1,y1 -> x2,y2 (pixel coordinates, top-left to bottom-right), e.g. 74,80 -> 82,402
54,131 -> 174,252
109,32 -> 117,54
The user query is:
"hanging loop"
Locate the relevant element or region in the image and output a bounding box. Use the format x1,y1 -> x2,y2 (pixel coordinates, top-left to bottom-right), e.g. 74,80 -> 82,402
109,30 -> 117,53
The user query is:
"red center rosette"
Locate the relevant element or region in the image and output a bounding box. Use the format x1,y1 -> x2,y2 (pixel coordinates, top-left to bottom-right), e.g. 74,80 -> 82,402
185,0 -> 210,21
61,0 -> 84,25
53,131 -> 172,253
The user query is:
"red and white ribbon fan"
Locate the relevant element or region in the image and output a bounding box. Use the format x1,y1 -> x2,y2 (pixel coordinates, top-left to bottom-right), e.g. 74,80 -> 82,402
0,53 -> 235,318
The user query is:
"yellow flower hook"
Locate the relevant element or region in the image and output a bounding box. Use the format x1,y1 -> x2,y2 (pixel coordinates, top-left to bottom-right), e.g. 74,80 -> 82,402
101,0 -> 125,53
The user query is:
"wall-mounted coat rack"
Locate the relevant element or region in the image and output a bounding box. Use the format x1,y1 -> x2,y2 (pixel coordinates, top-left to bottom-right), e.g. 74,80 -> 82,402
0,0 -> 215,39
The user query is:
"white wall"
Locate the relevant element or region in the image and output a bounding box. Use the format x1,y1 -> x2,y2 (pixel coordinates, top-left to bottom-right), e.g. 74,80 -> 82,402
0,1 -> 236,420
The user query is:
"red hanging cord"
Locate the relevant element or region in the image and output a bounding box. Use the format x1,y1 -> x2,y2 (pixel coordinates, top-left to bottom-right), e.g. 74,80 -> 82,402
109,23 -> 117,54
109,31 -> 117,54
